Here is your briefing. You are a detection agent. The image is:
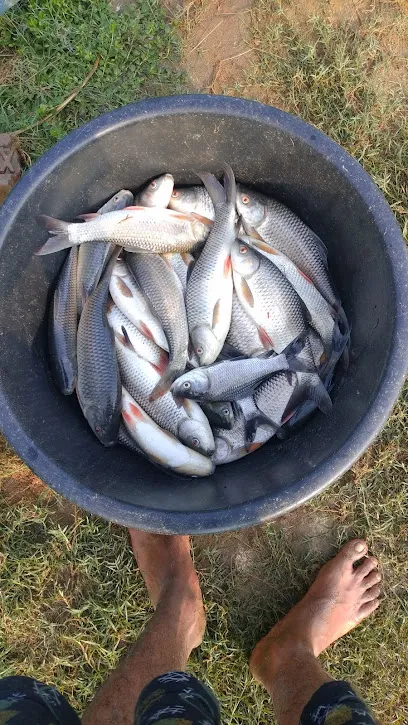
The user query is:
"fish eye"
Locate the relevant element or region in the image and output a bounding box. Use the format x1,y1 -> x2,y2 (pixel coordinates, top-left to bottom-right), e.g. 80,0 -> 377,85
95,426 -> 101,433
171,190 -> 179,198
183,381 -> 191,389
241,194 -> 250,204
196,346 -> 203,355
240,245 -> 248,254
150,180 -> 157,189
191,437 -> 200,447
222,408 -> 230,416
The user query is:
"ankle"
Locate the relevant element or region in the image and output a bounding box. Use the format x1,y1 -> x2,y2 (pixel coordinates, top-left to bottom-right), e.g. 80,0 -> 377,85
250,626 -> 315,686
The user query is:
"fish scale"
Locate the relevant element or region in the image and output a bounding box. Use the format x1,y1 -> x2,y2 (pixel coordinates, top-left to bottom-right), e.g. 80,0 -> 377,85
169,185 -> 215,220
48,246 -> 78,395
236,185 -> 337,306
231,242 -> 308,353
77,249 -> 122,446
115,338 -> 215,455
225,293 -> 269,357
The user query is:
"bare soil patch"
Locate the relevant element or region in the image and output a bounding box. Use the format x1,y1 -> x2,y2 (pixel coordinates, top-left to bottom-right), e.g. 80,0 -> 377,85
180,0 -> 253,92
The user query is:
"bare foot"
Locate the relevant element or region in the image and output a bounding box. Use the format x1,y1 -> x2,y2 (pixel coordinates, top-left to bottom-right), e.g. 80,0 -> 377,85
250,539 -> 381,679
129,530 -> 206,649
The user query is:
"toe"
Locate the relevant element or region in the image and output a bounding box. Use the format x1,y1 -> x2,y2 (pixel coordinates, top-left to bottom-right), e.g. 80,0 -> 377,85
355,556 -> 378,581
361,570 -> 381,589
357,598 -> 380,622
362,584 -> 381,602
337,539 -> 368,566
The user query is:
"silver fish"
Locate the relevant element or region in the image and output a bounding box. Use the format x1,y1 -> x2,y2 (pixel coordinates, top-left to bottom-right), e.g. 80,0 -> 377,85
236,185 -> 339,306
115,334 -> 215,456
200,401 -> 234,430
171,353 -> 294,402
242,235 -> 337,356
164,252 -> 195,294
110,258 -> 168,351
254,371 -> 298,428
135,173 -> 174,207
169,185 -> 215,220
121,387 -> 214,477
186,165 -> 236,365
213,409 -> 274,465
129,253 -> 189,399
77,248 -> 122,446
106,300 -> 168,373
36,207 -> 212,256
231,240 -> 308,353
225,293 -> 270,357
118,422 -> 146,456
48,247 -> 78,395
77,189 -> 134,315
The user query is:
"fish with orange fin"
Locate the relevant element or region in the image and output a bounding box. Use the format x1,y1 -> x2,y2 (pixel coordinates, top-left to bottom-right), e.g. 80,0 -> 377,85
35,205 -> 212,256
128,252 -> 189,400
186,164 -> 236,365
109,258 -> 169,352
115,328 -> 215,456
121,387 -> 214,477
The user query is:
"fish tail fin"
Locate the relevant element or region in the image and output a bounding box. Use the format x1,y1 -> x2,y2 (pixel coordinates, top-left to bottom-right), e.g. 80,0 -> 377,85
194,170 -> 225,205
222,163 -> 236,206
149,363 -> 181,402
35,213 -> 73,255
303,376 -> 333,413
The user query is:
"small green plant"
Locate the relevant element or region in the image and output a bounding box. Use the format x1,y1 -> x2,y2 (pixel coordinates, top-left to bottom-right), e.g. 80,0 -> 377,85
0,0 -> 184,160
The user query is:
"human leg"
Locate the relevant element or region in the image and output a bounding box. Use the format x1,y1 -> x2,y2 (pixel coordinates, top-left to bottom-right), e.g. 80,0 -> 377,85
250,539 -> 381,725
82,531 -> 206,725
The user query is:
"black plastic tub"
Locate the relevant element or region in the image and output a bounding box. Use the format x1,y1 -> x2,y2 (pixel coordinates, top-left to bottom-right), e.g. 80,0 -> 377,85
0,94 -> 407,533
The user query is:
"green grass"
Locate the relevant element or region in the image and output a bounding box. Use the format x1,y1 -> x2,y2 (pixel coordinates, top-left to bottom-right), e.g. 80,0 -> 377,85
1,0 -> 408,723
0,0 -> 184,160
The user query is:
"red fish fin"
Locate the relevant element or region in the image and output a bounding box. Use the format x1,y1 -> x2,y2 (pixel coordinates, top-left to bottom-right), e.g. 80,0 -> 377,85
251,238 -> 277,254
258,327 -> 274,349
158,350 -> 169,375
138,320 -> 155,341
189,212 -> 213,227
298,269 -> 313,283
223,255 -> 231,277
129,402 -> 145,420
122,410 -> 133,424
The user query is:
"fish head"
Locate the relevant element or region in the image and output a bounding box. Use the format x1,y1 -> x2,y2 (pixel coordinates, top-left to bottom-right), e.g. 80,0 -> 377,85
231,240 -> 260,277
191,325 -> 221,366
168,186 -> 199,213
214,402 -> 234,427
236,185 -> 266,226
138,173 -> 174,207
85,403 -> 119,447
178,416 -> 215,456
172,369 -> 209,399
112,189 -> 134,207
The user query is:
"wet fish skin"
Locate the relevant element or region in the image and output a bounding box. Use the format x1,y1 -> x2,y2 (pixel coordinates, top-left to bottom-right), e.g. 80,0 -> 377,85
225,293 -> 270,357
171,352 -> 293,402
77,189 -> 134,315
186,165 -> 236,365
121,387 -> 214,477
135,173 -> 174,208
106,300 -> 168,372
110,258 -> 169,351
130,253 -> 189,399
115,334 -> 215,456
201,401 -> 234,430
165,252 -> 195,294
77,248 -> 122,446
213,409 -> 274,465
36,207 -> 212,256
48,247 -> 78,395
231,241 -> 308,353
236,185 -> 338,306
242,235 -> 336,356
169,185 -> 215,220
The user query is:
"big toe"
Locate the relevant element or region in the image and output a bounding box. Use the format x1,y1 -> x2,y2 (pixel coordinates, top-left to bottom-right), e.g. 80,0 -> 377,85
337,539 -> 368,566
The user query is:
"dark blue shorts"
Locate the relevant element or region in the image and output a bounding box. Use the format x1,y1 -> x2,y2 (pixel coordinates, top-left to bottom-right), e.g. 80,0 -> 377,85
0,672 -> 376,725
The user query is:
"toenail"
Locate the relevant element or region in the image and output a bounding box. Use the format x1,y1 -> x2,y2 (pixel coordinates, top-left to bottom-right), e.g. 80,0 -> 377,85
355,542 -> 366,553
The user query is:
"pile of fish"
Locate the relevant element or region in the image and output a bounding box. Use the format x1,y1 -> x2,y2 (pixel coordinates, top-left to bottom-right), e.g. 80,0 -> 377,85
39,165 -> 349,478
